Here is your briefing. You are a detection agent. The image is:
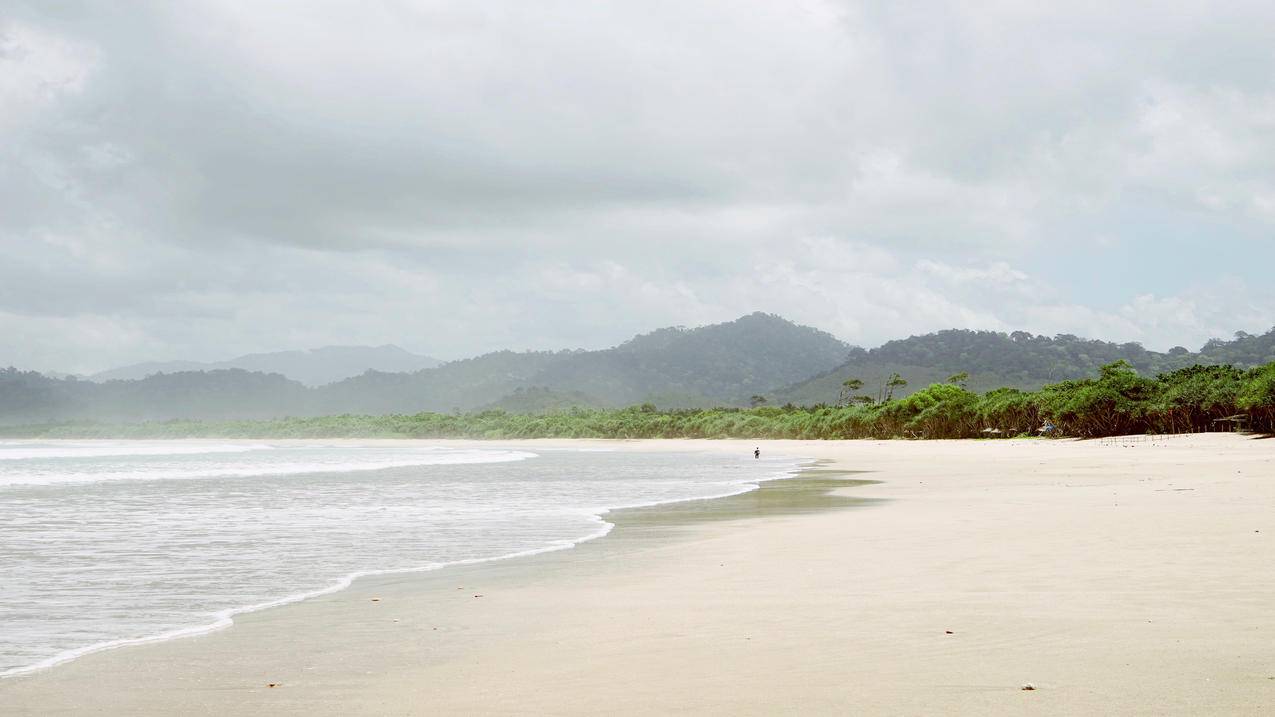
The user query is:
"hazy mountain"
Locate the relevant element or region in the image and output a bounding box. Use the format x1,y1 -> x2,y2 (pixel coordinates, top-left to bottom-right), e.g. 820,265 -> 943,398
313,313 -> 853,413
479,386 -> 605,413
312,350 -> 567,415
773,327 -> 1275,405
5,319 -> 1274,424
0,368 -> 309,425
90,345 -> 441,386
1196,330 -> 1275,367
1,314 -> 850,422
90,360 -> 211,382
36,371 -> 83,381
521,312 -> 852,407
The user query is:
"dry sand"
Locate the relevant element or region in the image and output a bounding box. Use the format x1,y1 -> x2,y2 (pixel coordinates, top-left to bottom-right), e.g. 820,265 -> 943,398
2,434 -> 1274,715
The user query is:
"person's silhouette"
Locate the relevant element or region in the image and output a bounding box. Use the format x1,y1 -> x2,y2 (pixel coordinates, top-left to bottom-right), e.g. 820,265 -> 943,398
753,447 -> 760,459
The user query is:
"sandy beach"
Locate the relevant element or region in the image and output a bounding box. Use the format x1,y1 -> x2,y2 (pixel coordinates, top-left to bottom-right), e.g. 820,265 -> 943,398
2,434 -> 1273,715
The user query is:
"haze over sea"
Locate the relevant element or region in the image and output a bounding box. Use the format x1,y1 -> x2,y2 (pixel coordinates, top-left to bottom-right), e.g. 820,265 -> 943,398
0,441 -> 800,677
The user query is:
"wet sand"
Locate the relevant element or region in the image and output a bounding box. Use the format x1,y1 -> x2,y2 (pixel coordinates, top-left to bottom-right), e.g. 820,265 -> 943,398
2,435 -> 1274,715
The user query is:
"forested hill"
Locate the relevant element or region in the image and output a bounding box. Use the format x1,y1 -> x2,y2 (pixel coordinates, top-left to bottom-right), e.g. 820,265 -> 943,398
773,327 -> 1275,406
1196,330 -> 1275,366
0,368 -> 309,425
0,314 -> 852,423
310,312 -> 851,413
517,312 -> 851,408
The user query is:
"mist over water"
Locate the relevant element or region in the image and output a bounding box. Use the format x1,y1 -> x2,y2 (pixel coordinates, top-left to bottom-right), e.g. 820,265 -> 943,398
0,441 -> 799,676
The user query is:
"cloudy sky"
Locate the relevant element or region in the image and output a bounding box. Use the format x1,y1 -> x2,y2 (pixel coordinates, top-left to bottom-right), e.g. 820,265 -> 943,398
3,1 -> 1274,373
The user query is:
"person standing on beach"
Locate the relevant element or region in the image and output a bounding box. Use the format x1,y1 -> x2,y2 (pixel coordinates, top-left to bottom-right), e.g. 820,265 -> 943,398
754,447 -> 760,459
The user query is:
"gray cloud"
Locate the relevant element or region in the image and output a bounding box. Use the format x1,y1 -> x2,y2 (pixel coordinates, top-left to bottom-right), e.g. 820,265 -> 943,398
3,1 -> 1274,373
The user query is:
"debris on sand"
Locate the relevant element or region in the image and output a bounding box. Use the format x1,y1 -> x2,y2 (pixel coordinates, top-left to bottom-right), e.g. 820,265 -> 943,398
1021,683 -> 1036,691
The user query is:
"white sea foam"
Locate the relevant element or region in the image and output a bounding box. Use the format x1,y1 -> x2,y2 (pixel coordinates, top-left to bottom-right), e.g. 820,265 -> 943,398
0,442 -> 805,678
0,440 -> 271,461
0,521 -> 617,680
0,448 -> 537,487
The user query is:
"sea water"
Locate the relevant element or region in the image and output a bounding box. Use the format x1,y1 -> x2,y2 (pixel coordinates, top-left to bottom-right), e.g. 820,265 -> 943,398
0,440 -> 800,677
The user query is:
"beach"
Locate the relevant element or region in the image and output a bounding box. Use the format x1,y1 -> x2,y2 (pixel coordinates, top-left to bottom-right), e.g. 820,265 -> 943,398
2,434 -> 1273,715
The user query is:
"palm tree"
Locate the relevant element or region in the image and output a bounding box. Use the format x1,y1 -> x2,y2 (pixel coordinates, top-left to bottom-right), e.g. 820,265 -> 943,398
883,373 -> 907,402
839,378 -> 864,406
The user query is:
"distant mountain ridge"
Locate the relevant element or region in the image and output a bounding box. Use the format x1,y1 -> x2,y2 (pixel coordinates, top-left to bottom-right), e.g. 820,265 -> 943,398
312,312 -> 852,413
0,313 -> 851,423
508,312 -> 851,407
3,317 -> 1274,425
91,345 -> 442,387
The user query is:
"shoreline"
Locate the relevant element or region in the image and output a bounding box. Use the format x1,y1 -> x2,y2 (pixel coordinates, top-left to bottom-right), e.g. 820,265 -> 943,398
0,442 -> 817,682
3,435 -> 1274,714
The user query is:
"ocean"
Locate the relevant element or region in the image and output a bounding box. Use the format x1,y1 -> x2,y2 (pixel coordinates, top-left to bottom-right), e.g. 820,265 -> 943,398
0,440 -> 800,677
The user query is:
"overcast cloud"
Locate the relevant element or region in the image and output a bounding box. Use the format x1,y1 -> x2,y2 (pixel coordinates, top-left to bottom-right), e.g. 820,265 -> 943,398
3,0 -> 1274,373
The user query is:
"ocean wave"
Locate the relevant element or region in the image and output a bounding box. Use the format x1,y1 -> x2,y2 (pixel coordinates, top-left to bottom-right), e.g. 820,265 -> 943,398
0,441 -> 272,461
0,450 -> 807,679
0,447 -> 538,486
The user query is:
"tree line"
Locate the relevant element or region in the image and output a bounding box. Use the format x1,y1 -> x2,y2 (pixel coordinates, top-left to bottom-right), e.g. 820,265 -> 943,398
7,360 -> 1273,440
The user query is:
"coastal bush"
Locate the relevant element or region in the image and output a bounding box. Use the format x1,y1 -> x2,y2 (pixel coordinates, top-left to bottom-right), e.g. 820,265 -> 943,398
1237,364 -> 1275,433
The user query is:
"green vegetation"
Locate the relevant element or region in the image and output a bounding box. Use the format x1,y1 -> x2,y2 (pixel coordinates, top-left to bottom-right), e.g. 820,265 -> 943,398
775,327 -> 1275,405
8,360 -> 1272,440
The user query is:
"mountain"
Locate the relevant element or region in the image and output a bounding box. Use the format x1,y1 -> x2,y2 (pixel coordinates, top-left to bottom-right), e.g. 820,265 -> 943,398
89,360 -> 212,382
0,368 -> 309,425
312,313 -> 853,413
0,314 -> 851,423
90,345 -> 441,386
520,312 -> 852,407
1197,330 -> 1275,366
479,386 -> 604,413
773,328 -> 1275,405
312,350 -> 567,414
6,319 -> 1274,425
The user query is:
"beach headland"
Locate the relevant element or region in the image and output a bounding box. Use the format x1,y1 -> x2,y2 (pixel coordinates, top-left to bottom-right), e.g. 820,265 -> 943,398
2,435 -> 1273,715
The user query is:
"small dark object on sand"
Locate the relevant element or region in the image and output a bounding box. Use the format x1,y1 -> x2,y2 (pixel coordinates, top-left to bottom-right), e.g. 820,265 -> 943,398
267,683 -> 280,688
945,630 -> 954,634
1021,683 -> 1036,691
474,594 -> 483,598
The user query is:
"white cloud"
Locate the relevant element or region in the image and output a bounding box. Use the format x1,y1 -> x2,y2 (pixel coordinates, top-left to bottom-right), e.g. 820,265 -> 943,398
2,1 -> 1274,371
0,20 -> 94,130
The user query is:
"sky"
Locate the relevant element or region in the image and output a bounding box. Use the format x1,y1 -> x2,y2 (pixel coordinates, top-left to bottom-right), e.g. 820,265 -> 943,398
3,1 -> 1274,374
